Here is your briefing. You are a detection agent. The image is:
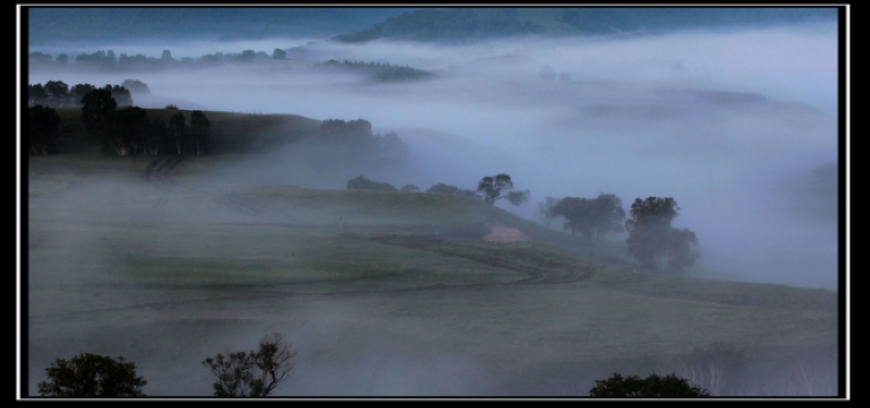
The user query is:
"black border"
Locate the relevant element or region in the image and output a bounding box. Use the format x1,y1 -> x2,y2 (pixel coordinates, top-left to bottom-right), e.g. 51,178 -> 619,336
18,4 -> 851,400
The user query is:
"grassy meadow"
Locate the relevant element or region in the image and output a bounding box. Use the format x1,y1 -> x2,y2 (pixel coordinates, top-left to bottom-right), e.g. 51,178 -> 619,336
25,110 -> 839,397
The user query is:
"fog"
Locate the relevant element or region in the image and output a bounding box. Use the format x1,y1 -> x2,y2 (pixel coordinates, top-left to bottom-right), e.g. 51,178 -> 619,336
29,22 -> 840,290
29,18 -> 839,396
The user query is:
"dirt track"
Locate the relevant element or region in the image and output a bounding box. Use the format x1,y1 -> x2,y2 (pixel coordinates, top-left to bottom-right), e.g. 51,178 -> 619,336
369,233 -> 592,286
143,156 -> 593,290
36,158 -> 599,321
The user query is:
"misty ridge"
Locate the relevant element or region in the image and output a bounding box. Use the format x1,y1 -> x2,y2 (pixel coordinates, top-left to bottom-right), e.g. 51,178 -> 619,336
25,7 -> 844,398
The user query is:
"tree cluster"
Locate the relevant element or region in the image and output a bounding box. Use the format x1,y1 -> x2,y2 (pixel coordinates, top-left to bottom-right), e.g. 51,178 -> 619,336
28,105 -> 62,155
29,80 -> 133,108
346,175 -> 398,191
202,333 -> 297,397
317,119 -> 409,166
624,197 -> 700,273
30,50 -> 435,83
37,353 -> 147,397
426,182 -> 480,199
589,372 -> 710,397
313,59 -> 434,81
539,194 -> 700,273
545,193 -> 626,242
38,333 -> 296,398
78,88 -> 211,156
342,174 -> 530,205
477,173 -> 529,206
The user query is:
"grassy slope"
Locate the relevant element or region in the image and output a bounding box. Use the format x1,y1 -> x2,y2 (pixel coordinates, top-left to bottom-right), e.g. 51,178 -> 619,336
32,109 -> 838,313
26,111 -> 839,396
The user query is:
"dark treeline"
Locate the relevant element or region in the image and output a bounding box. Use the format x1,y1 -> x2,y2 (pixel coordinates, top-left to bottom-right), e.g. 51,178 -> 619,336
28,80 -> 210,157
27,80 -> 142,108
29,50 -> 435,82
311,118 -> 410,167
313,59 -> 434,81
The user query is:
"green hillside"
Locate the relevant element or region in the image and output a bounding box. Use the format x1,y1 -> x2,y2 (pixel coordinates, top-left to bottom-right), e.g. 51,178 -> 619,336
26,107 -> 839,396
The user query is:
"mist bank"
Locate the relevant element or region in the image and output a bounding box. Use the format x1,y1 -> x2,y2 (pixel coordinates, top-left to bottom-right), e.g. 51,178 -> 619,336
28,23 -> 840,290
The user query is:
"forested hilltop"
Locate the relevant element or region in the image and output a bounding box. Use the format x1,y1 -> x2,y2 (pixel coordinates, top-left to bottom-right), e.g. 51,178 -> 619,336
26,7 -> 417,44
333,7 -> 838,43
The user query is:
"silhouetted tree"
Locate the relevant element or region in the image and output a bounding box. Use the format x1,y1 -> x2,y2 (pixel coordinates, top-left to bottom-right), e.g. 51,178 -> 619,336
427,183 -> 459,195
624,197 -> 699,273
98,107 -> 150,156
80,89 -> 117,131
70,84 -> 97,107
202,333 -> 296,397
146,118 -> 168,155
28,84 -> 47,107
379,132 -> 409,163
666,228 -> 700,273
107,85 -> 133,107
537,196 -> 560,228
319,119 -> 374,145
589,372 -> 709,397
549,193 -> 625,241
38,353 -> 147,397
189,110 -> 211,155
477,173 -> 529,206
29,105 -> 61,155
346,175 -> 397,191
272,48 -> 286,59
121,79 -> 151,95
44,80 -> 70,107
168,111 -> 188,154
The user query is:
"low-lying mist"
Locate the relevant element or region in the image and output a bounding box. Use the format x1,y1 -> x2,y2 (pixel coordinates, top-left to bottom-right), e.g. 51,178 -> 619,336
29,22 -> 840,290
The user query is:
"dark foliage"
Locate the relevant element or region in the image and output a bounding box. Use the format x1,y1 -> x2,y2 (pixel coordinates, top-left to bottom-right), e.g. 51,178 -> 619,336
476,173 -> 529,206
624,197 -> 699,273
37,353 -> 147,397
106,84 -> 133,107
29,105 -> 61,155
548,193 -> 625,241
121,79 -> 151,95
80,89 -> 117,131
189,110 -> 211,155
346,175 -> 398,191
98,107 -> 150,156
313,59 -> 434,81
203,333 -> 296,397
168,111 -> 189,155
427,182 -> 459,195
589,372 -> 709,397
317,119 -> 409,166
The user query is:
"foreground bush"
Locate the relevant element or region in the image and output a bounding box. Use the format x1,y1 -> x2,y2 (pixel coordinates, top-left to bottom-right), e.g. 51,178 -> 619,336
203,332 -> 297,397
38,353 -> 147,397
589,372 -> 709,397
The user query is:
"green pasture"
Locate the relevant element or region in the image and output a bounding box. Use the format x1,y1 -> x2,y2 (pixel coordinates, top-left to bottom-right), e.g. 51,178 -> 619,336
24,115 -> 840,397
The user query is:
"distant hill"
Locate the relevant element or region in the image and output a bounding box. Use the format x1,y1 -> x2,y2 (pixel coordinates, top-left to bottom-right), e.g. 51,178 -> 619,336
333,7 -> 839,43
26,7 -> 418,44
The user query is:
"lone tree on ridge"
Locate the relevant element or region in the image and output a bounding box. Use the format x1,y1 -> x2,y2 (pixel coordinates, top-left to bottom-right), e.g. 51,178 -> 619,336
477,173 -> 529,206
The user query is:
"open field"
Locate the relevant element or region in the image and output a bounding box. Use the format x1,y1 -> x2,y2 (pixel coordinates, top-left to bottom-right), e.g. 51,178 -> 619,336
26,143 -> 839,397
